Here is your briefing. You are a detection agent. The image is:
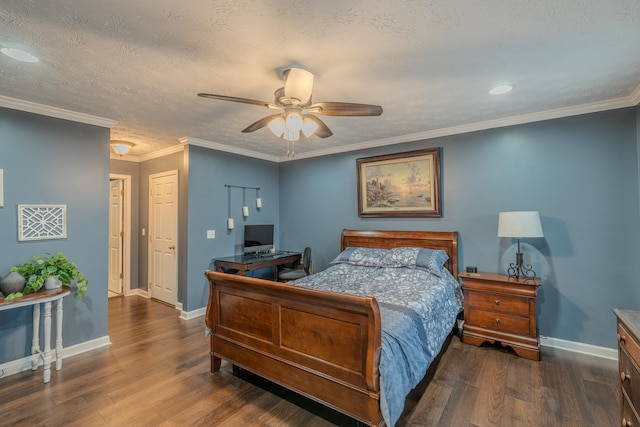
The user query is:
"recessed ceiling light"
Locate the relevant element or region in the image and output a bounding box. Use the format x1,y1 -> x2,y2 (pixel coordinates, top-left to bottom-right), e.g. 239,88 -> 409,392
1,47 -> 39,63
489,85 -> 513,95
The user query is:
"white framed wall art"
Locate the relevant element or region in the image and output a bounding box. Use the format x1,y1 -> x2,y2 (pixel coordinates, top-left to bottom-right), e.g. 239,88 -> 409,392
18,204 -> 67,241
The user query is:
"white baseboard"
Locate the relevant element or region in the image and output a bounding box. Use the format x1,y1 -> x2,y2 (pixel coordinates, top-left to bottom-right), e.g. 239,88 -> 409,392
180,306 -> 206,320
128,288 -> 149,298
0,335 -> 111,380
540,335 -> 617,361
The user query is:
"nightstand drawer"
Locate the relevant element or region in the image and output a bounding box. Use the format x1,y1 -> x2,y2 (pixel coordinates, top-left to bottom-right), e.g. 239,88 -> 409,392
467,308 -> 531,335
467,291 -> 529,316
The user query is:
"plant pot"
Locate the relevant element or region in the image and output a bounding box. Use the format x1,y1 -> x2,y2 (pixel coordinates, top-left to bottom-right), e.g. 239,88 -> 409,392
0,271 -> 26,295
45,275 -> 63,290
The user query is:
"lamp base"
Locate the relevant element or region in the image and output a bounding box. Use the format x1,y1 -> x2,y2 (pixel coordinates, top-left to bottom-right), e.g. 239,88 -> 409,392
507,252 -> 536,279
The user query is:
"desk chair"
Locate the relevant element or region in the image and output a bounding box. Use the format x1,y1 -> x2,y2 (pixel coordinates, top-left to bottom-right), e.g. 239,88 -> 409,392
278,247 -> 311,282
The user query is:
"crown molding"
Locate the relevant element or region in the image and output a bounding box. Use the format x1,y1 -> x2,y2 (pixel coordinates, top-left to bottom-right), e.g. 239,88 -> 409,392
630,82 -> 640,106
109,144 -> 184,162
180,137 -> 280,163
137,144 -> 185,162
0,95 -> 116,128
280,93 -> 639,162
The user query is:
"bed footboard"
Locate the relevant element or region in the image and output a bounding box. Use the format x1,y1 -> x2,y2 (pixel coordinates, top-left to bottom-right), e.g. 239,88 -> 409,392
205,270 -> 383,426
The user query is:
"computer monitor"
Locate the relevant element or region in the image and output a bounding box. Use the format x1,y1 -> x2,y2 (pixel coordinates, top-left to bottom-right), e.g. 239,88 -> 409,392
243,224 -> 274,255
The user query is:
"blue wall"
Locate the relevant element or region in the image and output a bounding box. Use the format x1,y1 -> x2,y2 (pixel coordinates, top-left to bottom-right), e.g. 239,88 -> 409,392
0,107 -> 110,364
279,107 -> 640,349
185,145 -> 280,311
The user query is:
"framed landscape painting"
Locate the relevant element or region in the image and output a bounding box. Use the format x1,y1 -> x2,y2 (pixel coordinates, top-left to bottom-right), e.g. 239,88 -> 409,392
357,148 -> 441,217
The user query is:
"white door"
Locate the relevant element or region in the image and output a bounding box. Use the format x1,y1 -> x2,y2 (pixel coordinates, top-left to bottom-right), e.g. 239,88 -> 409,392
149,170 -> 178,306
108,179 -> 124,294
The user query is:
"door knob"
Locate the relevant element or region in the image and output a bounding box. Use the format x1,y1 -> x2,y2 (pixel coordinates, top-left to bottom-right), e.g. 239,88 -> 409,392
169,245 -> 176,250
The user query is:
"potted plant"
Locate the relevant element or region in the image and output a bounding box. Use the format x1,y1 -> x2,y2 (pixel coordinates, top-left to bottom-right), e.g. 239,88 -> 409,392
10,251 -> 88,299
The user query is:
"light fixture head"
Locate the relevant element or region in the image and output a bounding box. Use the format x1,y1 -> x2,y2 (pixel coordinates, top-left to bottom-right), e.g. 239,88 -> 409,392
284,129 -> 299,142
110,140 -> 135,156
302,117 -> 319,137
283,68 -> 314,105
267,117 -> 285,137
489,85 -> 513,95
285,111 -> 303,133
1,47 -> 39,63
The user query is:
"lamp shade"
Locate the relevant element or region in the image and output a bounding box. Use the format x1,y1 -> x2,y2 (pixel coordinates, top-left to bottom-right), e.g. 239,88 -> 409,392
498,211 -> 543,238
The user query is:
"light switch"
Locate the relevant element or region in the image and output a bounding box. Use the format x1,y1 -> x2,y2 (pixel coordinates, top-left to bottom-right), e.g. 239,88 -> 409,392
141,227 -> 146,236
207,229 -> 215,239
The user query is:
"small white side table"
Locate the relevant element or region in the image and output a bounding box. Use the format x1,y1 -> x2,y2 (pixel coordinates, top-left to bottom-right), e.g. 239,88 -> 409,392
0,286 -> 71,383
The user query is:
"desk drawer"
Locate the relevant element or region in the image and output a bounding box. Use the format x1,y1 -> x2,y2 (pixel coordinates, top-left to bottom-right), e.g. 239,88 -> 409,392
467,308 -> 530,336
467,291 -> 529,316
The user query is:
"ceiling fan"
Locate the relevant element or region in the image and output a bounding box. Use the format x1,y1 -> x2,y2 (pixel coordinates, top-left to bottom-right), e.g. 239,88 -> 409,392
198,68 -> 383,155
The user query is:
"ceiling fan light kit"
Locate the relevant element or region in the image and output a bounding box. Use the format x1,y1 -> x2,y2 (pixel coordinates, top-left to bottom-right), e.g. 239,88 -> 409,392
267,117 -> 285,137
198,67 -> 383,156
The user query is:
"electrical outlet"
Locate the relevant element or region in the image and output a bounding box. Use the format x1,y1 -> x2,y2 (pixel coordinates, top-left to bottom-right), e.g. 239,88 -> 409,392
207,229 -> 215,239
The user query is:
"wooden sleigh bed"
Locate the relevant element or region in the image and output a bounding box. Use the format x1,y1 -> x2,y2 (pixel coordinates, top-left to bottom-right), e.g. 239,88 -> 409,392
204,229 -> 459,426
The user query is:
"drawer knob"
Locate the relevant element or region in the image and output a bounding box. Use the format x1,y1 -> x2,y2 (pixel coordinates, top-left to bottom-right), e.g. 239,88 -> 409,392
618,333 -> 627,344
495,299 -> 500,305
622,418 -> 632,427
495,318 -> 500,324
621,371 -> 631,383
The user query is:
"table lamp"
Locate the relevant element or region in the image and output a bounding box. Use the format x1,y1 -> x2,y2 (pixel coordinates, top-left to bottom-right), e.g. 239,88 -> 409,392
498,211 -> 543,279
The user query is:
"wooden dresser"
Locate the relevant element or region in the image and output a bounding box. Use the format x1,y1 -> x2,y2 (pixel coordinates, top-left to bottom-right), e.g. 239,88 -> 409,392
459,272 -> 541,361
614,309 -> 640,426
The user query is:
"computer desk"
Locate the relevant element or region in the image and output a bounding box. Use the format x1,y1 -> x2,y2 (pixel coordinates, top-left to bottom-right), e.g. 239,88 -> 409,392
213,251 -> 301,281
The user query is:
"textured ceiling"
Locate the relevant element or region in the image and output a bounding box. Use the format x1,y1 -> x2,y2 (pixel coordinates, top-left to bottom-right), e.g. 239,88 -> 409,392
1,1 -> 640,161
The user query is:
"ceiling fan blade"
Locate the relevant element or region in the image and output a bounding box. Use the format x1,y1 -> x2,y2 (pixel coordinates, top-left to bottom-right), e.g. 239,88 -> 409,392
241,114 -> 283,133
198,93 -> 276,108
305,115 -> 333,138
307,102 -> 383,116
284,68 -> 314,104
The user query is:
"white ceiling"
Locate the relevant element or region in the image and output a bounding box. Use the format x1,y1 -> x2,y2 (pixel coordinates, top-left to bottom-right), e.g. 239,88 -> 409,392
1,1 -> 640,162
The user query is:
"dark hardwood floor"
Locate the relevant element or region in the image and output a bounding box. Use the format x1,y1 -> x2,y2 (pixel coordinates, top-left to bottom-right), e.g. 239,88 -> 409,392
0,295 -> 619,426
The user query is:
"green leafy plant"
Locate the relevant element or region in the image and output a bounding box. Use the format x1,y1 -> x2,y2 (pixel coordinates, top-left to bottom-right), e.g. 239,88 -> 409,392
4,291 -> 23,301
10,252 -> 88,299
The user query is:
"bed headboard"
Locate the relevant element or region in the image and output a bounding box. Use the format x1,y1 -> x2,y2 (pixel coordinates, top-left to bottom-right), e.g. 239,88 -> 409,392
340,229 -> 459,279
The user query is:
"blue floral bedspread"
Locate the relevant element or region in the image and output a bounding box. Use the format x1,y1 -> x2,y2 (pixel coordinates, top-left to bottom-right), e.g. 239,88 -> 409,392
291,263 -> 463,426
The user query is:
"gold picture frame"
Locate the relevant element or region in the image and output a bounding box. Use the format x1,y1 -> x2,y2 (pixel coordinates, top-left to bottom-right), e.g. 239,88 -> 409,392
357,148 -> 441,217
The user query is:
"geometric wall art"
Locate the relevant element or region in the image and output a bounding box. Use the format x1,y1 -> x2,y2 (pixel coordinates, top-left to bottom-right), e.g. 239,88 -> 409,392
18,204 -> 67,241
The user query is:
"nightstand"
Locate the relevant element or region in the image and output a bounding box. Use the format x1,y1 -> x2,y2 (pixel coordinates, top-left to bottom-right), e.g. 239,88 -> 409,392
459,271 -> 541,361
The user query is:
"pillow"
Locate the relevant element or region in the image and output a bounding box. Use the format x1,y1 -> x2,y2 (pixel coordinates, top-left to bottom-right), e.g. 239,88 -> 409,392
330,247 -> 389,267
379,247 -> 449,276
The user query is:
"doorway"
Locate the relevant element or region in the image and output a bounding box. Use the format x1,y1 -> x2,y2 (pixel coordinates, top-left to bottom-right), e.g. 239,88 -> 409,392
148,170 -> 178,306
108,174 -> 132,298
